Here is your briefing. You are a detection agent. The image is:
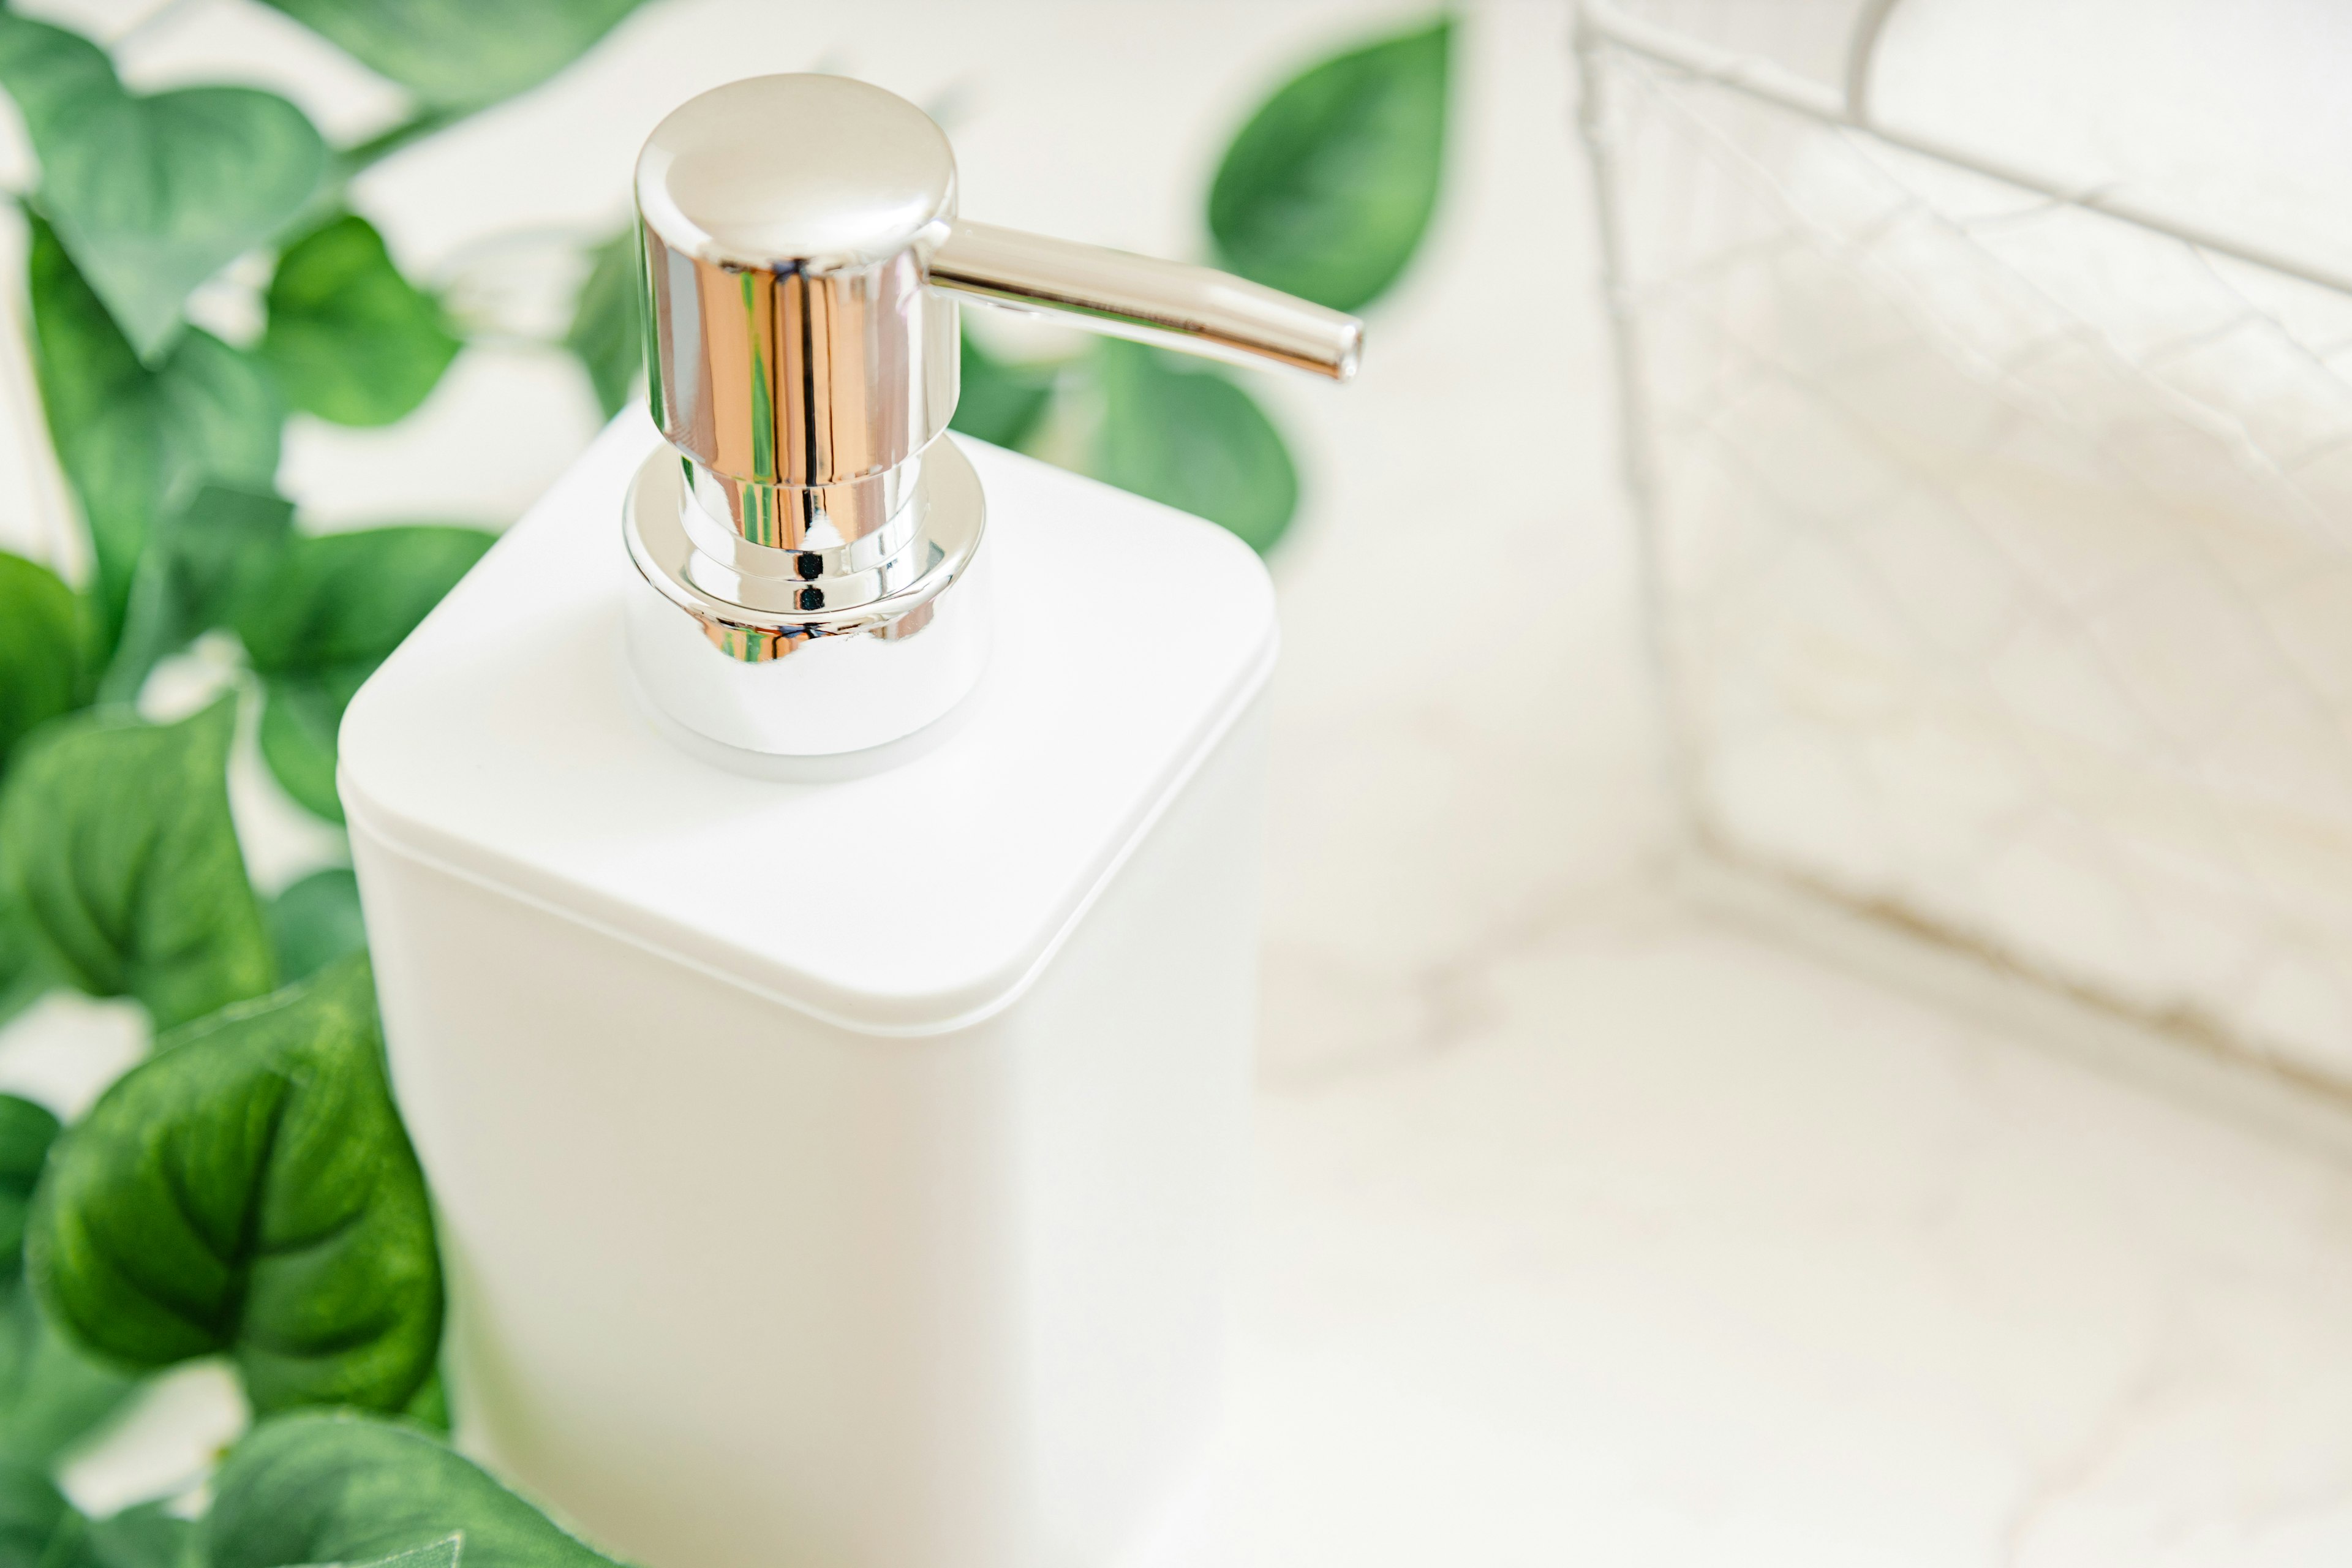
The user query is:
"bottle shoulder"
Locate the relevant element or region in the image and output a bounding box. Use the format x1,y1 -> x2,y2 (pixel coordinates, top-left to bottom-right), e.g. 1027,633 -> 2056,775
339,417 -> 1278,1035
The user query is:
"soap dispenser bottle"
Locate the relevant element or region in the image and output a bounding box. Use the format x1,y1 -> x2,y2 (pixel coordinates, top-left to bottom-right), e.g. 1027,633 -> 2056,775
340,74 -> 1359,1568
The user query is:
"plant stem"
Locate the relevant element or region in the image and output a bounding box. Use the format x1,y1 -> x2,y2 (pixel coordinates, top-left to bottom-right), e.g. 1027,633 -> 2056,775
340,108 -> 468,177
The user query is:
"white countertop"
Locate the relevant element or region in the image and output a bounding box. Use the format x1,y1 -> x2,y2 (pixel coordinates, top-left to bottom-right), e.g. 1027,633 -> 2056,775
1229,885 -> 2352,1565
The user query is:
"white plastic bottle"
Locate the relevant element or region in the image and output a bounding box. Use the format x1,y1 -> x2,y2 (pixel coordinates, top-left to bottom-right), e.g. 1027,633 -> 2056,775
340,75 -> 1359,1568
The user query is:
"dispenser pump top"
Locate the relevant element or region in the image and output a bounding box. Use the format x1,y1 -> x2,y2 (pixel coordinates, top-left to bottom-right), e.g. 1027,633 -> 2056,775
635,74 -> 1360,512
620,74 -> 1359,762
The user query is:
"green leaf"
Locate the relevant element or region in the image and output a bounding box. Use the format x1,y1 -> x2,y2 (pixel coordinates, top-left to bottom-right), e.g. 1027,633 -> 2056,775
398,1365 -> 449,1437
209,1412 -> 625,1568
264,216 -> 461,428
27,222 -> 282,651
1087,339 -> 1299,553
255,679 -> 345,826
564,229 -> 643,419
0,12 -> 328,359
1207,16 -> 1451,312
0,906 -> 51,1038
28,956 -> 442,1415
81,1503 -> 198,1568
0,1463 -> 81,1568
266,870 -> 366,984
238,529 -> 494,676
950,330 -> 1055,450
105,488 -> 296,706
0,1283 -> 137,1471
237,527 -> 492,823
331,1540 -> 462,1568
0,1480 -> 191,1568
151,334 -> 284,500
0,554 -> 87,780
0,1099 -> 131,1468
0,698 -> 275,1031
257,0 -> 646,110
0,1098 -> 59,1278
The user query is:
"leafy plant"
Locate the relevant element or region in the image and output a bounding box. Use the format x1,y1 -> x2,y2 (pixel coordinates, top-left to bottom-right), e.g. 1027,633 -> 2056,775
263,215 -> 461,428
257,0 -> 646,112
206,1412 -> 624,1568
0,555 -> 86,775
23,214 -> 282,657
947,15 -> 1449,552
1208,18 -> 1452,314
235,527 -> 495,822
0,6 -> 1453,1562
2,699 -> 273,1031
0,0 -> 639,1544
0,15 -> 326,360
12,1409 -> 627,1568
30,956 -> 441,1416
1087,338 -> 1299,554
0,1096 -> 132,1470
564,229 -> 646,420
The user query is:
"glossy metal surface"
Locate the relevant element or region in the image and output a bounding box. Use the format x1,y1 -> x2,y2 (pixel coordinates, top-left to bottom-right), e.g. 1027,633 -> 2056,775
933,221 -> 1363,381
626,437 -> 984,652
625,440 -> 989,757
638,75 -> 959,502
683,452 -> 925,554
627,72 -> 1363,756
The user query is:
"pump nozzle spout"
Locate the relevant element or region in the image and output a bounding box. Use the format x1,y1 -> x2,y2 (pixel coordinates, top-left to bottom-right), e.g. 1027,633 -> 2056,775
929,221 -> 1363,382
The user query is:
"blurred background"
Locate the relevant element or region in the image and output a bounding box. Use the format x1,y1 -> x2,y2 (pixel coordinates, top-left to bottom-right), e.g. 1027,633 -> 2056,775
10,0 -> 2352,1561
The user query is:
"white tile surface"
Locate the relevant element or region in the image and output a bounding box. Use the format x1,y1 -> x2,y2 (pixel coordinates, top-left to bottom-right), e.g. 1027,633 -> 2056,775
1231,892 -> 2352,1565
7,1 -> 2352,1561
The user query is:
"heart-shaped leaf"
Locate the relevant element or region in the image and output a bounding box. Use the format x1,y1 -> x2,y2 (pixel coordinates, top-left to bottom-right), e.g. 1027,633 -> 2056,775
0,554 -> 89,779
265,216 -> 461,428
208,1412 -> 625,1568
1207,17 -> 1451,313
266,869 -> 367,984
0,13 -> 328,360
0,697 -> 275,1031
565,228 -> 643,418
104,488 -> 296,706
28,956 -> 442,1415
1087,338 -> 1298,553
258,0 -> 647,110
238,527 -> 494,823
27,221 -> 282,651
951,328 -> 1056,451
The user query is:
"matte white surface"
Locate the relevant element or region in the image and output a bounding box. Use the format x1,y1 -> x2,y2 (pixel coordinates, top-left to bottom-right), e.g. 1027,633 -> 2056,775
346,431 -> 1272,1568
339,417 -> 1276,1032
620,524 -> 993,760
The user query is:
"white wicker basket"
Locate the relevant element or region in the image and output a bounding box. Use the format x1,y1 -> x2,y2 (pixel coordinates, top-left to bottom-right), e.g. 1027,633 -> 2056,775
1578,0 -> 2352,1092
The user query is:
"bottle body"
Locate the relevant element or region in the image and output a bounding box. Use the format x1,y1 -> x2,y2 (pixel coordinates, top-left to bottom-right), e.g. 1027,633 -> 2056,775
341,416 -> 1276,1568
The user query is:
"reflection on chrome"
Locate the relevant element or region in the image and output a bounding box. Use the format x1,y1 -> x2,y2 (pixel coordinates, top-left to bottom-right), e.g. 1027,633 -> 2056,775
626,72 -> 1361,756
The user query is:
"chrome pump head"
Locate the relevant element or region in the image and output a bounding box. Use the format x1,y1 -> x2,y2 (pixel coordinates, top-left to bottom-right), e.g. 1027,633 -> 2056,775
620,74 -> 1362,763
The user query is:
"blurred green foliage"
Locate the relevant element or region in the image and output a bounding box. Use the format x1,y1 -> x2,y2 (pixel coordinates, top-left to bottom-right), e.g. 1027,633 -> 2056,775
949,14 -> 1451,553
0,0 -> 621,1529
